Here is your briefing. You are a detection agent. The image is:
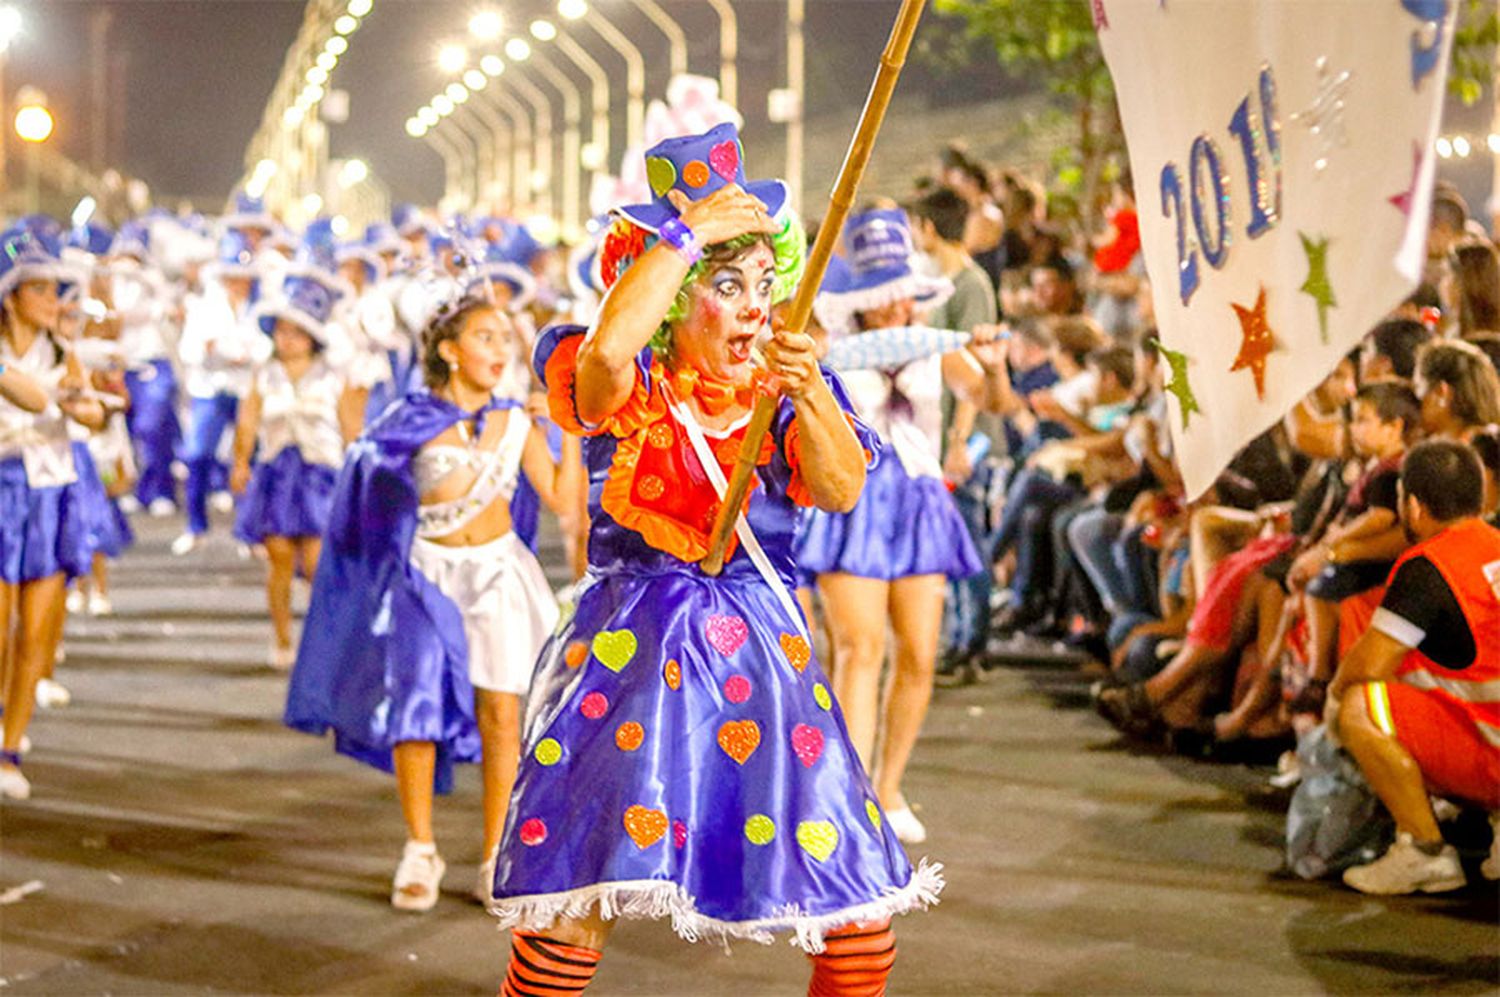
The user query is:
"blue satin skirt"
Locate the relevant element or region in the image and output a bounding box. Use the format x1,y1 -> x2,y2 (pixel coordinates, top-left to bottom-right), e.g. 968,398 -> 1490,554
492,565 -> 942,949
0,457 -> 92,583
68,442 -> 130,560
233,447 -> 338,543
797,456 -> 983,582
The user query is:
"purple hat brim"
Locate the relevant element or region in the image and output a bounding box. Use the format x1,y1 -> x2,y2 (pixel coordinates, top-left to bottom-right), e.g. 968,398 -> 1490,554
612,179 -> 788,235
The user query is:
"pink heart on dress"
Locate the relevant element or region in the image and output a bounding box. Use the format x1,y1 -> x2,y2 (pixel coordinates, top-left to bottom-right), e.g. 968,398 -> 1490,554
705,615 -> 748,657
790,724 -> 824,768
708,140 -> 740,183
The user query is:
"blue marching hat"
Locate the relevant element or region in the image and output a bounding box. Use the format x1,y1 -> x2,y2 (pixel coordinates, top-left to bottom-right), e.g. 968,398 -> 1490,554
253,270 -> 343,344
204,230 -> 260,281
392,203 -> 427,238
110,219 -> 152,260
363,220 -> 404,256
67,221 -> 115,258
613,121 -> 787,235
0,226 -> 69,300
335,238 -> 384,282
222,191 -> 277,233
814,208 -> 952,335
464,239 -> 537,311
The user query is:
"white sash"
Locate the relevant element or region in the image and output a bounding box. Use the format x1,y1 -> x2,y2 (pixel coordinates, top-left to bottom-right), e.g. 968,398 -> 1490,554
662,387 -> 809,642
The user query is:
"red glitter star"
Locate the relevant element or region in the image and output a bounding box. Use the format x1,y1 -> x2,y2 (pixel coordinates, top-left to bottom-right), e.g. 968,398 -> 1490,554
1388,142 -> 1421,217
1229,286 -> 1276,400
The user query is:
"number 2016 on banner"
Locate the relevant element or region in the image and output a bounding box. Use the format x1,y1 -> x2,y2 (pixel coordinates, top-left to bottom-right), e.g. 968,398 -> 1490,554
1161,66 -> 1282,305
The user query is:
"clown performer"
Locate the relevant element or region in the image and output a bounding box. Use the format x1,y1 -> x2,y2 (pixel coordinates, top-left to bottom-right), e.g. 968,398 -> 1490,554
230,255 -> 361,669
110,220 -> 179,516
489,124 -> 942,995
172,231 -> 268,556
285,280 -> 581,911
0,228 -> 107,800
798,207 -> 1005,846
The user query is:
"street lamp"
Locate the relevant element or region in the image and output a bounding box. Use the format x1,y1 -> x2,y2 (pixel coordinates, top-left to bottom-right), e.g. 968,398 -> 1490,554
438,43 -> 468,75
527,49 -> 584,235
704,0 -> 738,108
501,58 -> 557,218
580,7 -> 645,151
14,102 -> 51,143
630,0 -> 687,79
14,87 -> 51,214
469,9 -> 503,42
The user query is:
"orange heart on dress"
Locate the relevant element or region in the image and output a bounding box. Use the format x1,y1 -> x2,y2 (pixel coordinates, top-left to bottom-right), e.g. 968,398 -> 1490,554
623,804 -> 668,849
780,633 -> 810,673
716,719 -> 761,765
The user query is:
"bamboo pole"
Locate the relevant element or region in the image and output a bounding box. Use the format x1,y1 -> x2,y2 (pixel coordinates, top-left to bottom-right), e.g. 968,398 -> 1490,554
699,0 -> 927,576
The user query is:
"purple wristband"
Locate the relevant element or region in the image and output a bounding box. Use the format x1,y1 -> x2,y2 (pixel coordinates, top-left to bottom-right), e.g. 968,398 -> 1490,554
657,217 -> 703,266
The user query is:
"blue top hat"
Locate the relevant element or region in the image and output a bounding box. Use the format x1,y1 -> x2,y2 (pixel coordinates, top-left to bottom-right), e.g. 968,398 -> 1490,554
205,230 -> 260,281
222,191 -> 276,233
109,220 -> 151,260
464,239 -> 537,311
254,270 -> 343,345
335,238 -> 384,283
500,223 -> 542,267
0,226 -> 68,301
392,203 -> 426,237
613,122 -> 787,236
814,208 -> 952,335
67,221 -> 115,258
296,217 -> 342,274
364,221 -> 403,257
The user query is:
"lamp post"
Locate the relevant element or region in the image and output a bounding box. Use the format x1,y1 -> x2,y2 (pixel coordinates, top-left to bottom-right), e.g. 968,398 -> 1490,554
499,49 -> 555,220
0,5 -> 23,197
551,30 -> 611,211
628,0 -> 687,79
443,105 -> 487,209
14,87 -> 53,214
472,75 -> 532,212
786,0 -> 804,213
580,7 -> 645,152
423,126 -> 467,211
459,74 -> 512,211
526,49 -> 583,235
703,0 -> 738,108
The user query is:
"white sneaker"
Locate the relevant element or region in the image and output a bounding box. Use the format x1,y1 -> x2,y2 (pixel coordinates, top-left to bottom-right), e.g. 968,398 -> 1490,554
1343,832 -> 1466,895
87,592 -> 112,616
269,643 -> 296,670
1268,750 -> 1303,789
1481,813 -> 1500,882
117,495 -> 142,515
65,589 -> 86,614
885,804 -> 927,844
35,678 -> 71,709
210,491 -> 236,514
148,498 -> 176,517
474,850 -> 498,905
392,840 -> 445,912
0,765 -> 30,801
170,532 -> 199,556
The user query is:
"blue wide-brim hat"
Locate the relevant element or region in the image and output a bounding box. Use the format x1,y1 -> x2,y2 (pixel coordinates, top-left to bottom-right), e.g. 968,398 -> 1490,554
203,230 -> 260,282
364,221 -> 404,257
814,207 -> 953,335
613,121 -> 787,236
335,241 -> 384,283
0,227 -> 69,301
466,261 -> 536,312
253,268 -> 344,345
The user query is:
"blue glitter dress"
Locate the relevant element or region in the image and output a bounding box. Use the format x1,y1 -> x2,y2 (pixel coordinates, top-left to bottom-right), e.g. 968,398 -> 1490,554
490,326 -> 943,951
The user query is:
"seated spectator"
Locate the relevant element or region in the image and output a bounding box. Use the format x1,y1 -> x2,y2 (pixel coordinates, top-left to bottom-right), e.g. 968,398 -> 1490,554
1332,440 -> 1500,894
1359,318 -> 1433,382
1444,238 -> 1499,338
1026,257 -> 1084,319
1414,338 -> 1500,442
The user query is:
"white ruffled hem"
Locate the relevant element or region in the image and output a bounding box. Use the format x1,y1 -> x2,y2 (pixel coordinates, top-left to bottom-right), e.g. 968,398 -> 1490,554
488,857 -> 945,954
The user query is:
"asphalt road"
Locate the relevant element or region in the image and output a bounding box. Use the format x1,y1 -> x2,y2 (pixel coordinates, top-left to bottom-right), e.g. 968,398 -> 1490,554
1,513 -> 1495,995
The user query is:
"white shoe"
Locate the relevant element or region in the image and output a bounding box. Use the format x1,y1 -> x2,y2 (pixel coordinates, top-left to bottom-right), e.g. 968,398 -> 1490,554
474,851 -> 498,905
392,840 -> 445,912
1343,832 -> 1466,895
885,804 -> 928,844
269,643 -> 296,670
170,532 -> 199,556
0,765 -> 30,801
1268,750 -> 1303,789
35,678 -> 71,709
117,495 -> 142,515
1482,813 -> 1500,882
236,543 -> 254,561
210,491 -> 235,514
148,498 -> 176,517
65,589 -> 86,614
87,592 -> 112,616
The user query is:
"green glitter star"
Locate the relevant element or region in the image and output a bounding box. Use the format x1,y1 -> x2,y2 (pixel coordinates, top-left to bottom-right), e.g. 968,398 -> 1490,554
1155,338 -> 1201,430
1298,232 -> 1336,344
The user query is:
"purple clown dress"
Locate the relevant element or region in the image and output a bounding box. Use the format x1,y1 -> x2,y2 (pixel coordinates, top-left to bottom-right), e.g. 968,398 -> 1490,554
489,325 -> 943,951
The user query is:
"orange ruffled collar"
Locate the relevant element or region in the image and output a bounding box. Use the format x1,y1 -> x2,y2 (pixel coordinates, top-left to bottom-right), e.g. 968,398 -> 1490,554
662,363 -> 773,419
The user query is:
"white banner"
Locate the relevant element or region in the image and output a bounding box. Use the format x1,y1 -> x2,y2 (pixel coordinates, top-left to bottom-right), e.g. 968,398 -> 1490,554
1096,0 -> 1456,498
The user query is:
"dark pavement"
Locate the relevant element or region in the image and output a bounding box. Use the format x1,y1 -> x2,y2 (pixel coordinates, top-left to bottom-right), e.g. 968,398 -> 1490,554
1,514 -> 1496,995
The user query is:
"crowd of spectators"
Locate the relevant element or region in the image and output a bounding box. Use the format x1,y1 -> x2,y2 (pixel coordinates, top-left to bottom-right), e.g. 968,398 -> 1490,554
902,142 -> 1500,897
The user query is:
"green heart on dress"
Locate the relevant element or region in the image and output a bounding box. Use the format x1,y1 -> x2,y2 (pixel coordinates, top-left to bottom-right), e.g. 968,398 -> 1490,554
796,820 -> 839,862
592,630 -> 638,672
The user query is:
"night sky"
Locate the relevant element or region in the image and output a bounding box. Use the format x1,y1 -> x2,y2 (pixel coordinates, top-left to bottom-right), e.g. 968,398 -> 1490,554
4,0 -> 1019,209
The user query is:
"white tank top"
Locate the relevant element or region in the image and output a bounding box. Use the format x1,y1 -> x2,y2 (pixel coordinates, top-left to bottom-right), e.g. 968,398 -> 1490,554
0,333 -> 77,487
838,352 -> 944,479
256,358 -> 346,467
